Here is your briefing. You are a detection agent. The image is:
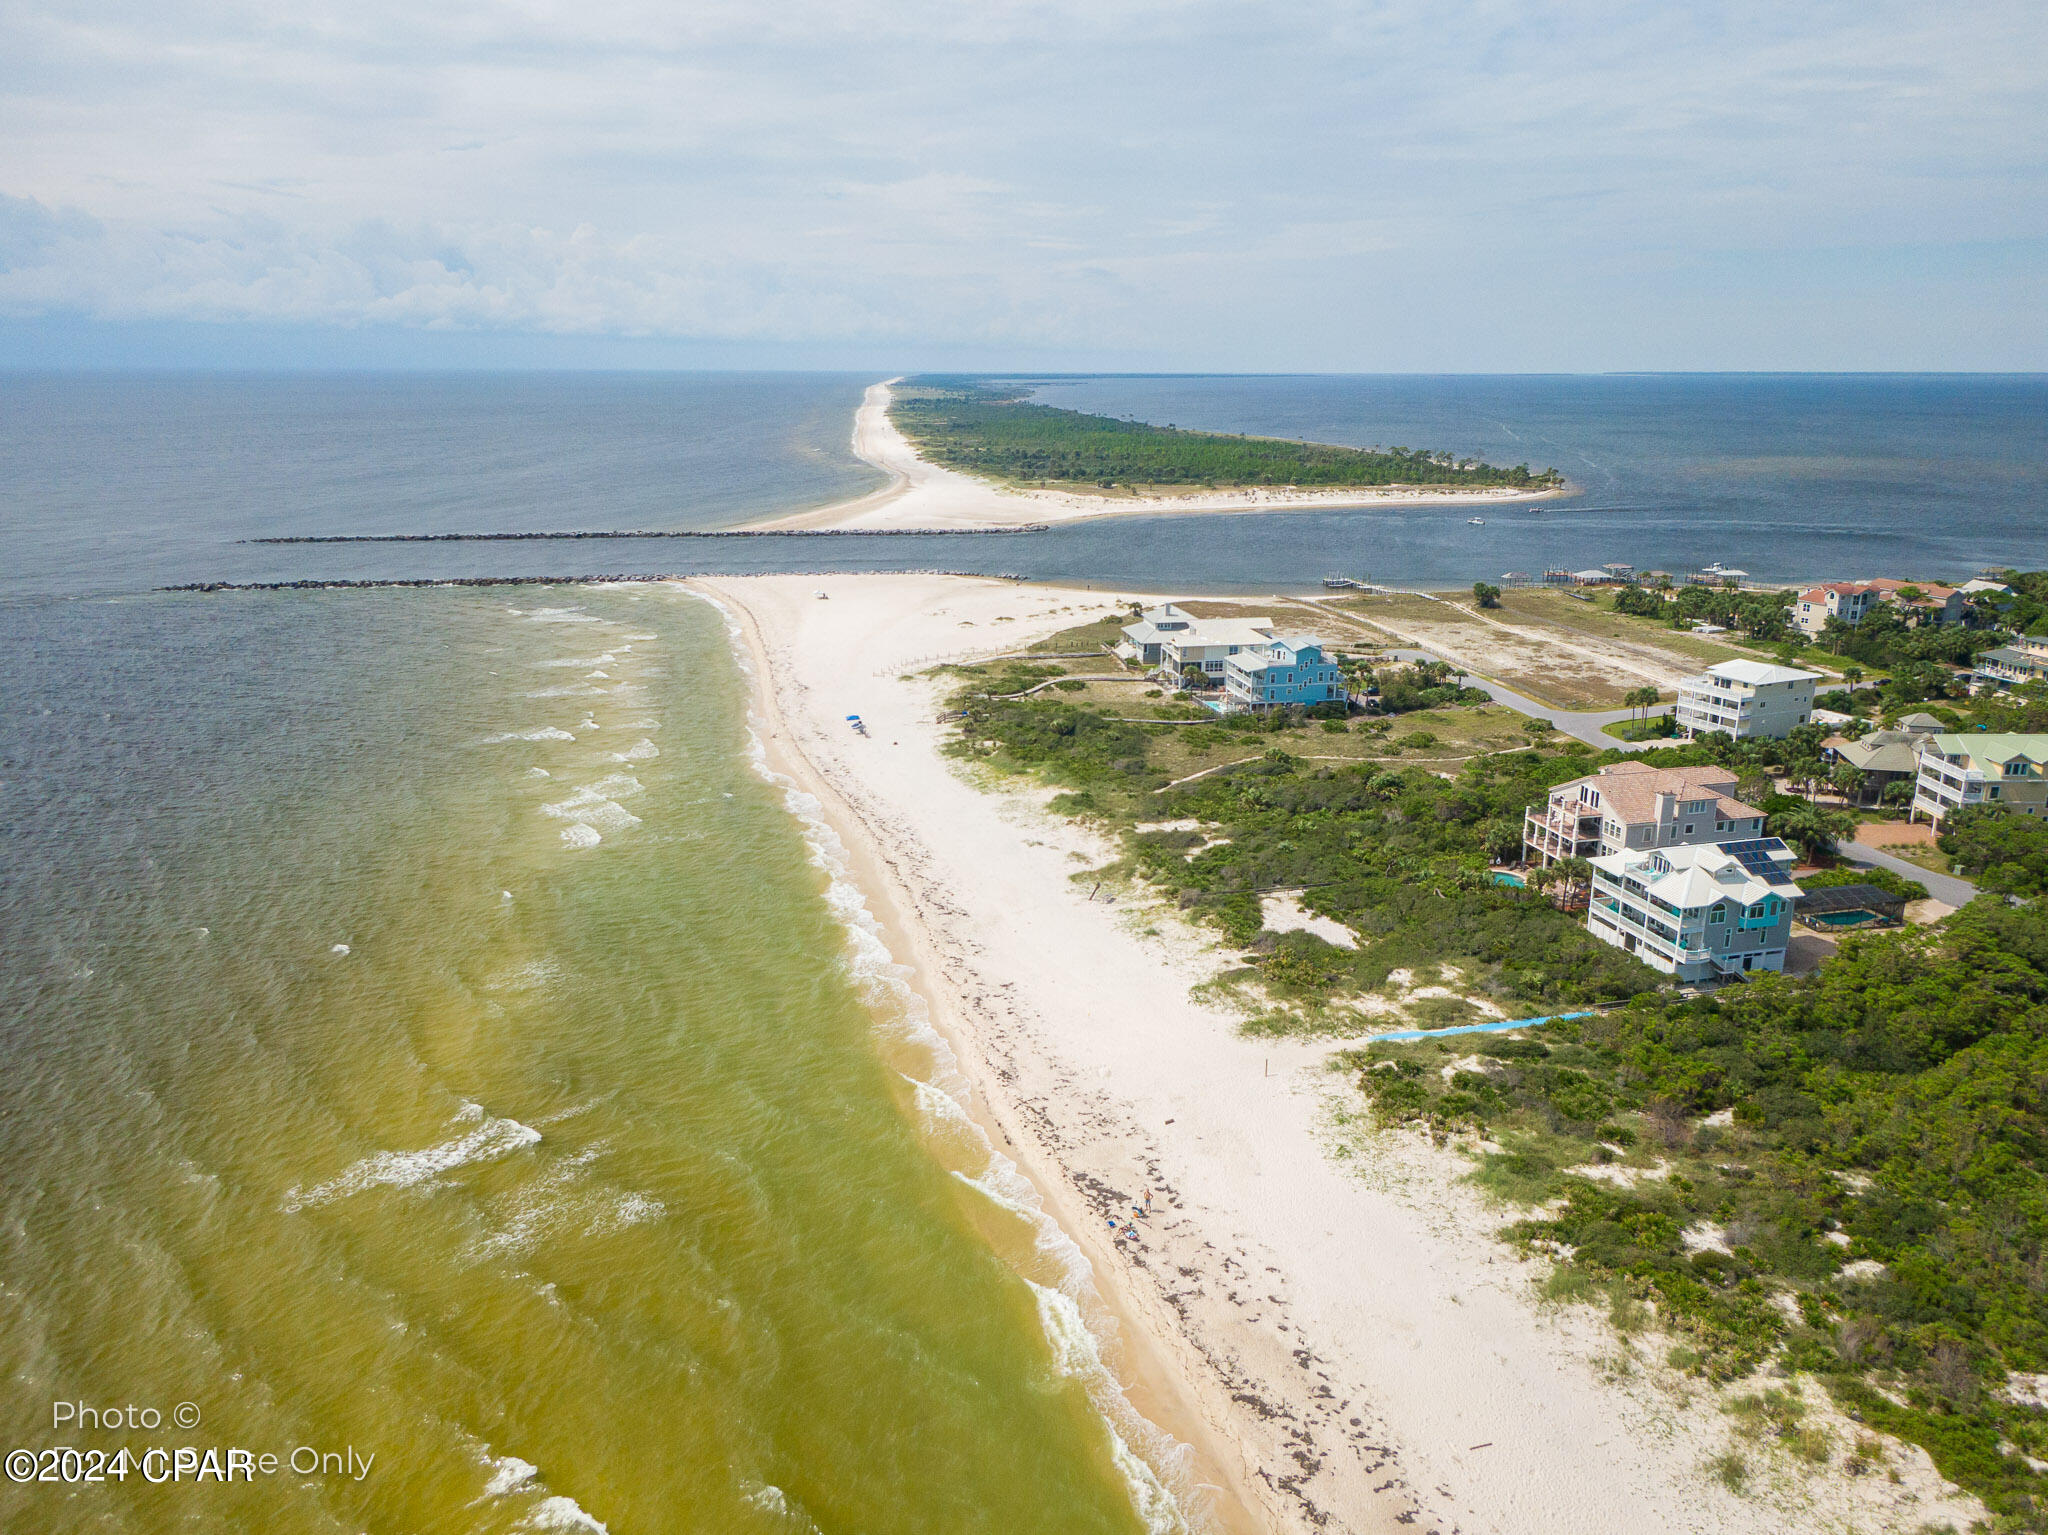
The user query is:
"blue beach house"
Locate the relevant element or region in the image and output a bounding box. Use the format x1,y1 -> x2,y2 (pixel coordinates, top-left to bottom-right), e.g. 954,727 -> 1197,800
1223,635 -> 1345,712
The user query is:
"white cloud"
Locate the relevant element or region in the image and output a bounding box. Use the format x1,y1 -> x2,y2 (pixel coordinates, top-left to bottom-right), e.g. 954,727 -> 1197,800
0,0 -> 2042,364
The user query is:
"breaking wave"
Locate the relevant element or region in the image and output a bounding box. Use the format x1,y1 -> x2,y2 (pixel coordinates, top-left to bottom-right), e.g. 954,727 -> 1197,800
282,1102 -> 541,1212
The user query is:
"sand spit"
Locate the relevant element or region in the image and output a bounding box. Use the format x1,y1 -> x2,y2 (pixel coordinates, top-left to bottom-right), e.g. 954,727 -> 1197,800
749,381 -> 1560,532
690,571 -> 1984,1535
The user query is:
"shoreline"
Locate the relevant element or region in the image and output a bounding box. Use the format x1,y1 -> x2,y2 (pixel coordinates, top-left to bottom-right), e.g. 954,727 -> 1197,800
690,570 -> 1987,1535
694,577 -> 1274,1535
748,380 -> 1565,532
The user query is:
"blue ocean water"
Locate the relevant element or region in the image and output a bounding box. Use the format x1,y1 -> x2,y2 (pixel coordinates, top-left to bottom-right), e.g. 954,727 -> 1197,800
0,372 -> 883,597
1,372 -> 2042,598
1015,374 -> 2048,590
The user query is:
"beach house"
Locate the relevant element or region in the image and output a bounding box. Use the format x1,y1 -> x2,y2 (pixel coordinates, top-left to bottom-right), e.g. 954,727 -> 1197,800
1674,660 -> 1822,740
1972,636 -> 2048,695
1911,734 -> 2048,825
1523,762 -> 1766,867
1586,839 -> 1802,982
1864,578 -> 1968,627
1792,582 -> 1880,638
1116,603 -> 1197,667
1821,722 -> 1939,807
1222,636 -> 1345,712
1155,616 -> 1280,687
1960,578 -> 2017,617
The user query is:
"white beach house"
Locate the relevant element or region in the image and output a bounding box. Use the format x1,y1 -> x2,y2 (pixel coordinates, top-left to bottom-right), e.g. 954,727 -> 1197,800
1586,839 -> 1802,982
1674,660 -> 1821,740
1116,603 -> 1197,667
1156,617 -> 1280,686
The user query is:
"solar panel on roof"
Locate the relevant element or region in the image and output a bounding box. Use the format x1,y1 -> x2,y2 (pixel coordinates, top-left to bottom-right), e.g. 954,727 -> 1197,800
1718,838 -> 1796,885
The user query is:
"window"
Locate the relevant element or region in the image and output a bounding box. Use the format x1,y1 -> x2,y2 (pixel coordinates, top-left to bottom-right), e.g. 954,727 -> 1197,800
1709,906 -> 1725,923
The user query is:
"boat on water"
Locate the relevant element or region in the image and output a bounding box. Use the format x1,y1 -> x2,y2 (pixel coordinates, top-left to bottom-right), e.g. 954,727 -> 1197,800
1468,517 -> 1486,525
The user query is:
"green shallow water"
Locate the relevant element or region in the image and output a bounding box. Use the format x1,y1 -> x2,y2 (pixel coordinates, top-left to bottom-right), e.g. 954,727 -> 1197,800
0,587 -> 1176,1533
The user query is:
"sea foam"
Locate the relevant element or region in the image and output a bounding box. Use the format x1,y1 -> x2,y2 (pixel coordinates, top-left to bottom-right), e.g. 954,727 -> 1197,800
485,727 -> 576,743
541,777 -> 643,836
482,1455 -> 538,1497
522,1496 -> 609,1533
282,1102 -> 541,1212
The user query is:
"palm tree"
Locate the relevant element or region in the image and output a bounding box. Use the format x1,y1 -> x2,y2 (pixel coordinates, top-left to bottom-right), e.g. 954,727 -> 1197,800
1553,856 -> 1594,910
1769,802 -> 1856,864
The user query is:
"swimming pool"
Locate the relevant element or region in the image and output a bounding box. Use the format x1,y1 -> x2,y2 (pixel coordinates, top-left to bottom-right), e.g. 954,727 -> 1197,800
1807,908 -> 1885,928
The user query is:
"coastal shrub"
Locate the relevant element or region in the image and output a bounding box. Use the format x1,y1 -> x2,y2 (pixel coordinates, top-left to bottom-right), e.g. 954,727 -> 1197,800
1707,1451 -> 1749,1492
1940,804 -> 2048,897
1405,995 -> 1478,1029
1471,1146 -> 1567,1205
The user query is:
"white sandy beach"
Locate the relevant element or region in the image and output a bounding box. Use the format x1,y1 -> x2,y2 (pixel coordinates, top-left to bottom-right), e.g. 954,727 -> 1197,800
750,381 -> 1561,531
694,571 -> 1986,1535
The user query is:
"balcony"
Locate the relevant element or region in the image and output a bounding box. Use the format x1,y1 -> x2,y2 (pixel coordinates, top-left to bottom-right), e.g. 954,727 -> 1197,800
1523,808 -> 1602,863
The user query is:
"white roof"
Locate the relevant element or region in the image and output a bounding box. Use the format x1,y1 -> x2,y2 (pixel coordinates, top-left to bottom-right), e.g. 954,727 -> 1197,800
1169,618 -> 1276,649
1591,840 -> 1801,909
1699,659 -> 1823,686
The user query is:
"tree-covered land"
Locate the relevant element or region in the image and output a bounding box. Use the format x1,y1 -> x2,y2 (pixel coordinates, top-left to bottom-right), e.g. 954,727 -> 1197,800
893,380 -> 1563,492
1614,582 -> 1798,642
1942,805 -> 2048,899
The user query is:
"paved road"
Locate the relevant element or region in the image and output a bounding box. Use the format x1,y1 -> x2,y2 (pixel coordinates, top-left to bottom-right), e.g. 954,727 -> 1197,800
1836,840 -> 1979,906
1376,648 -> 1677,751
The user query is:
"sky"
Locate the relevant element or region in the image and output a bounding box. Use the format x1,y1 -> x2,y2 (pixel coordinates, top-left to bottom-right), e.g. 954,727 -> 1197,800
1,0 -> 2044,371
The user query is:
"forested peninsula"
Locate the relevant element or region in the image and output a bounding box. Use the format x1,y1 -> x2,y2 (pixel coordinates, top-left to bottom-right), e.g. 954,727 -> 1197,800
892,379 -> 1563,493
